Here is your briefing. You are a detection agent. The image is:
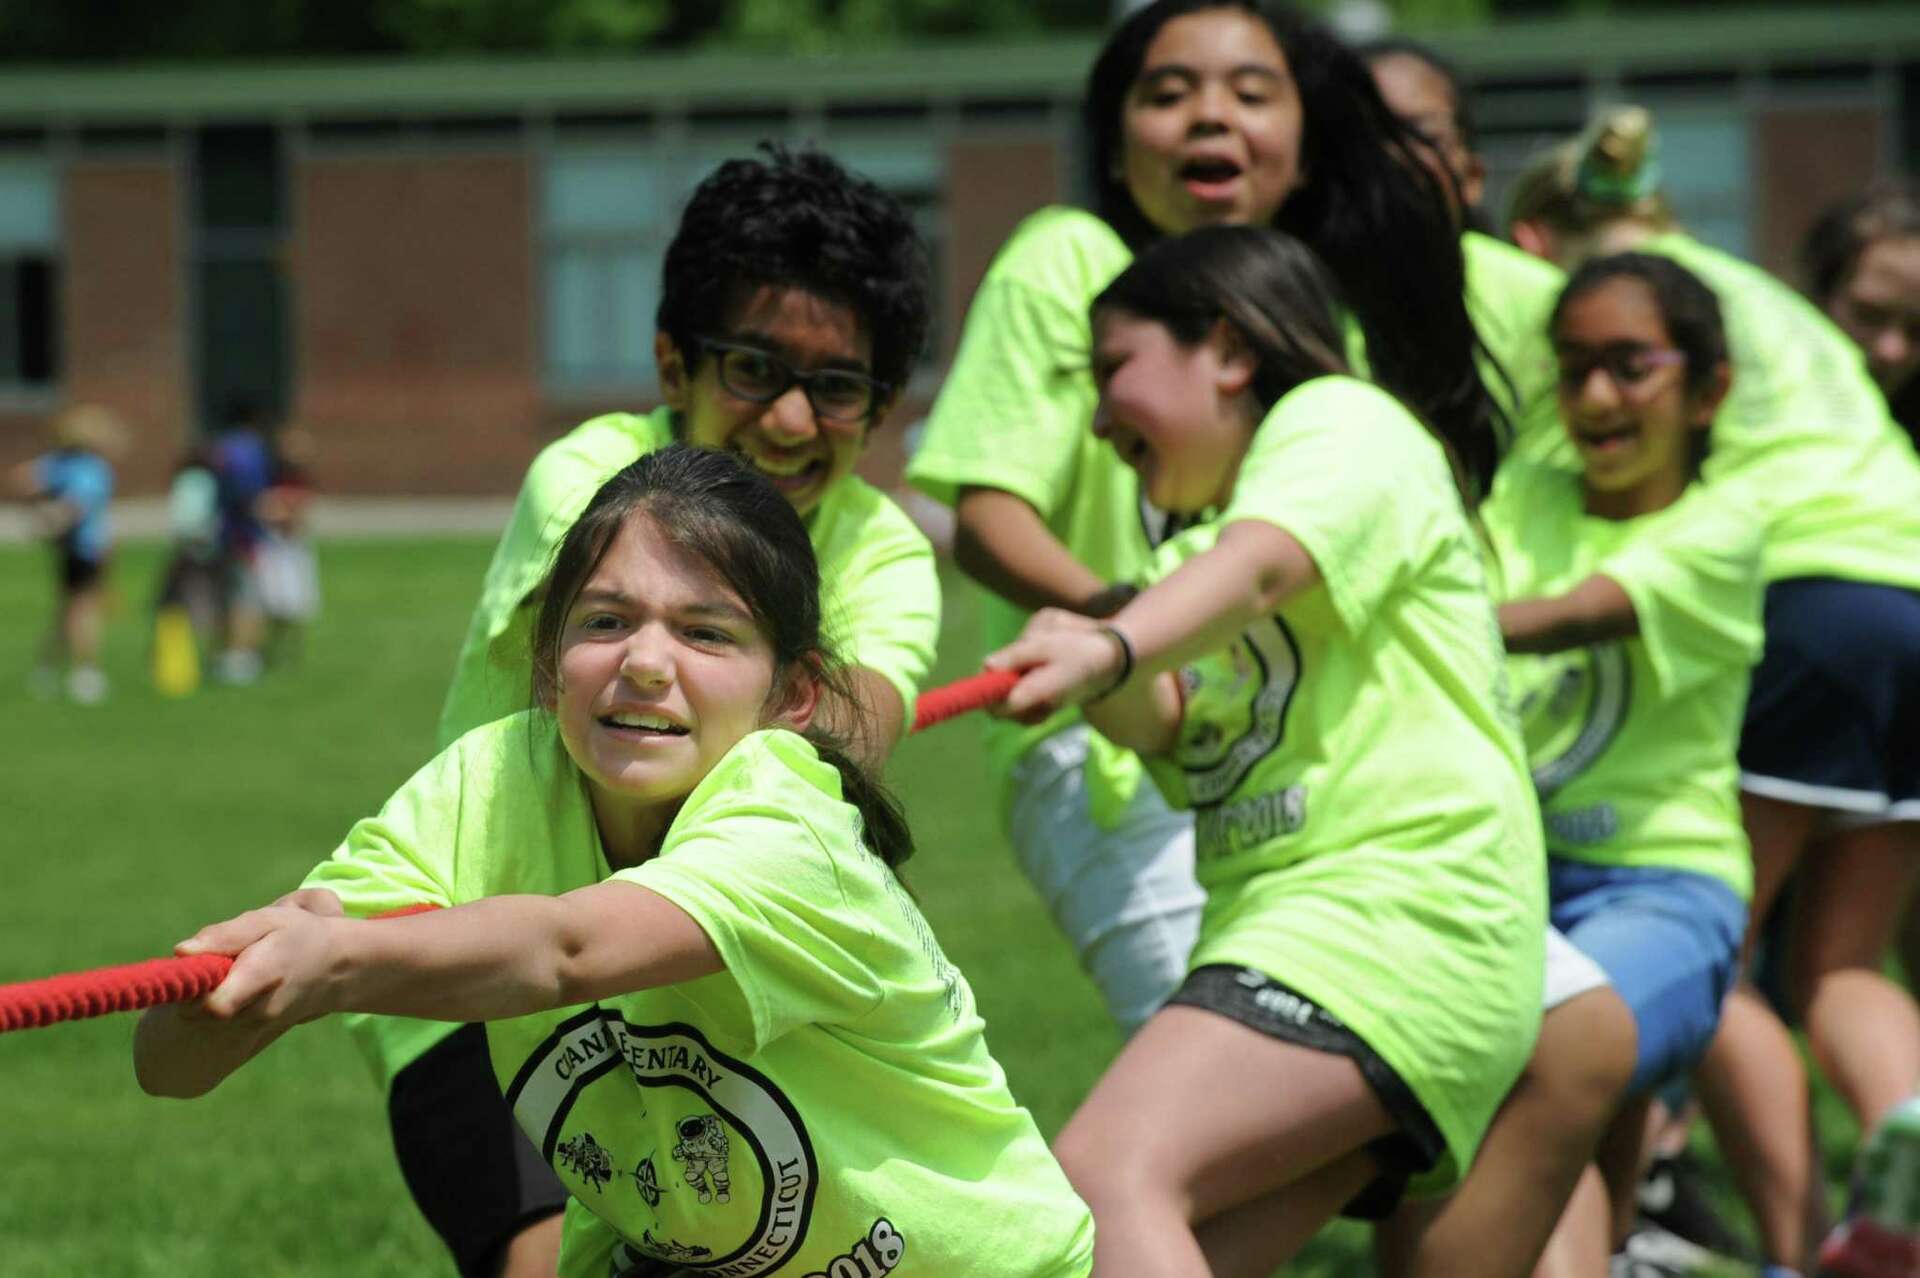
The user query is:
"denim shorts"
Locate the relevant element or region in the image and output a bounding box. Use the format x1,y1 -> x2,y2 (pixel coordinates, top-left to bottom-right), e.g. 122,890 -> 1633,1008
1549,858 -> 1747,1094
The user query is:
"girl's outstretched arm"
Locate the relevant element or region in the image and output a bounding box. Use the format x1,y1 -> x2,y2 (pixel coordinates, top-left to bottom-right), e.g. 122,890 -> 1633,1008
1498,573 -> 1638,654
134,882 -> 720,1099
953,487 -> 1118,615
987,519 -> 1319,753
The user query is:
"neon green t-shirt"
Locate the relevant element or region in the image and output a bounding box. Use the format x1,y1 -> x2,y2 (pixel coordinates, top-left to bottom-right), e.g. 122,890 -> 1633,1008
303,719 -> 1095,1278
379,409 -> 937,1085
1465,230 -> 1576,473
1138,376 -> 1545,1192
1642,233 -> 1920,589
438,407 -> 940,749
905,206 -> 1149,822
909,210 -> 1569,825
1486,463 -> 1763,897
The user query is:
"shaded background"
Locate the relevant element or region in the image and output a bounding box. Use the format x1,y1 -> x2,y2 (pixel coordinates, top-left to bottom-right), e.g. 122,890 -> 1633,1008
0,0 -> 1916,498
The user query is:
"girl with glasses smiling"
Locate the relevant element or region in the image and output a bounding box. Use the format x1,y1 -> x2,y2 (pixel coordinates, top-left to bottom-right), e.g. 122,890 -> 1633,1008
1377,252 -> 1762,1278
1511,109 -> 1920,1278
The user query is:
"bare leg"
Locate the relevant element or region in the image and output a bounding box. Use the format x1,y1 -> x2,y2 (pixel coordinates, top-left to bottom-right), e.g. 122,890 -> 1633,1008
63,582 -> 104,668
1536,1166 -> 1612,1278
1054,1004 -> 1393,1278
495,1213 -> 563,1278
1594,1095 -> 1655,1249
1696,791 -> 1823,1269
1791,822 -> 1920,1130
1374,987 -> 1637,1278
1697,988 -> 1818,1268
1899,896 -> 1920,994
1197,1150 -> 1378,1278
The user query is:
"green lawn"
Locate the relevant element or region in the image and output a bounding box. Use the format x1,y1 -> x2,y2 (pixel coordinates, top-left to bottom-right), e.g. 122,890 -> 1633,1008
0,537 -> 1847,1275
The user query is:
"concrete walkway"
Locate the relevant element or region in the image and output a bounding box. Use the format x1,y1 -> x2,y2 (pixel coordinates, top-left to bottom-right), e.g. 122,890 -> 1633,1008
0,496 -> 517,544
1,488 -> 958,550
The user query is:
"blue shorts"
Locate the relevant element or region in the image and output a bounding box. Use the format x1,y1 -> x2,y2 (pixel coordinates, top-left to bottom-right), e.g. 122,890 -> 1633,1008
1739,577 -> 1920,821
1548,859 -> 1747,1095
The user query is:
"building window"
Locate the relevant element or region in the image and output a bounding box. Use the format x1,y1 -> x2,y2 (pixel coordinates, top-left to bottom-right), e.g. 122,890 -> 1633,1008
541,138 -> 945,396
1632,96 -> 1752,259
0,157 -> 59,391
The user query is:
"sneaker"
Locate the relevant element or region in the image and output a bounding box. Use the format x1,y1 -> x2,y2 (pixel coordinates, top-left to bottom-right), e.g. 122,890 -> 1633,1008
1818,1096 -> 1920,1278
215,649 -> 262,686
1615,1220 -> 1726,1277
1816,1219 -> 1919,1278
65,666 -> 108,704
1639,1151 -> 1755,1260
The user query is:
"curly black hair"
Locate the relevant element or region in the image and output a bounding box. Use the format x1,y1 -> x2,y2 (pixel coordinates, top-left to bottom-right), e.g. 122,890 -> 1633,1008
657,144 -> 932,398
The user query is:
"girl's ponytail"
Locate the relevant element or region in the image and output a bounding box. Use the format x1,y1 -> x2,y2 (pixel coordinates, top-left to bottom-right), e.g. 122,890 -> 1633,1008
804,731 -> 916,870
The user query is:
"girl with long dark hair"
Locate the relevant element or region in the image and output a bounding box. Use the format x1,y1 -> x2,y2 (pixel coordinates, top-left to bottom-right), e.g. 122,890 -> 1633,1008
906,0 -> 1521,1039
989,225 -> 1544,1276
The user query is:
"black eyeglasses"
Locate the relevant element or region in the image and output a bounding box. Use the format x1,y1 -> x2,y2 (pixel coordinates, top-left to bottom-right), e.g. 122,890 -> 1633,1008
1554,344 -> 1685,395
692,338 -> 889,422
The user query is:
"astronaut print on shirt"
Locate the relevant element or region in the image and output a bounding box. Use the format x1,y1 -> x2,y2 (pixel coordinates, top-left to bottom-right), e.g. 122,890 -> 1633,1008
506,1011 -> 818,1276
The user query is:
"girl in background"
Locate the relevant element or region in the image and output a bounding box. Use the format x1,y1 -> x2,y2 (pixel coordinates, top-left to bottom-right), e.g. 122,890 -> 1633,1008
1512,108 -> 1920,1278
908,0 -> 1520,1037
990,225 -> 1542,1278
136,446 -> 1095,1278
1383,254 -> 1759,1278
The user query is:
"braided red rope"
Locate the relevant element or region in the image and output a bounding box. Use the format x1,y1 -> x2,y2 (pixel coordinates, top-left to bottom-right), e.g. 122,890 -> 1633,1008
0,903 -> 445,1034
1,671 -> 1020,1034
909,668 -> 1018,733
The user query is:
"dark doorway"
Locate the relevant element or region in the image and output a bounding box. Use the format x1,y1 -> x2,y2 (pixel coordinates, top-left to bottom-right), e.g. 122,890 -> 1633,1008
192,125 -> 289,431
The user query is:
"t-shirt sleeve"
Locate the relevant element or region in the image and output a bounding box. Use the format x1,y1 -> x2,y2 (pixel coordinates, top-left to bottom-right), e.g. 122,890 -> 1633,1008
613,755 -> 885,1054
1222,378 -> 1450,634
1597,489 -> 1765,699
907,274 -> 1097,514
822,503 -> 940,730
300,744 -> 465,917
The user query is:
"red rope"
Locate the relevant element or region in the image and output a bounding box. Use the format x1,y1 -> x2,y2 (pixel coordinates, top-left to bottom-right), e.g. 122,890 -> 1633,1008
1,670 -> 1021,1034
909,668 -> 1018,733
0,903 -> 444,1034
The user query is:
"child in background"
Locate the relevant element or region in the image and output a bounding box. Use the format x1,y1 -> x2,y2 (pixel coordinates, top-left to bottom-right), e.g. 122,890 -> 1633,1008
407,145 -> 939,1278
908,0 -> 1531,1040
1803,182 -> 1920,444
135,446 -> 1094,1278
1512,110 -> 1920,1278
990,226 -> 1543,1278
255,426 -> 321,667
1381,254 -> 1759,1278
1802,184 -> 1920,1030
209,397 -> 273,686
9,403 -> 128,704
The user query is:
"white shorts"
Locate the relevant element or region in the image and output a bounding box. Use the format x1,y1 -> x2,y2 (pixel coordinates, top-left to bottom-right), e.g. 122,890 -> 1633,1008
1006,724 -> 1205,1033
1543,925 -> 1612,1011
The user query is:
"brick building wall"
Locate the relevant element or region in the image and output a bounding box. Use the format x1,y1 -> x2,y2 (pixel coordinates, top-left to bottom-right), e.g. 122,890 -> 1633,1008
291,150 -> 545,495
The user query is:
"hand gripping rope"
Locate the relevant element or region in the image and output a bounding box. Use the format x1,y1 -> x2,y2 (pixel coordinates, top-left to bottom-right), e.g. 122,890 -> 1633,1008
0,668 -> 1023,1034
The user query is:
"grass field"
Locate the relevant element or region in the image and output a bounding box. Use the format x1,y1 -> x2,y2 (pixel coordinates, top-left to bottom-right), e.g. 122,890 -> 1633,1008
0,536 -> 1856,1275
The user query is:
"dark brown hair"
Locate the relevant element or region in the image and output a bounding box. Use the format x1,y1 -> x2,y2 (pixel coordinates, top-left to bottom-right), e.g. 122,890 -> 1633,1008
531,445 -> 913,867
1082,0 -> 1506,499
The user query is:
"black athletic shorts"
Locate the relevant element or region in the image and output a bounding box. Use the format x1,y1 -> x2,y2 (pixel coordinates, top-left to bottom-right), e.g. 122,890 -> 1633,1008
1739,577 -> 1920,821
388,1022 -> 569,1278
1168,964 -> 1446,1219
57,548 -> 105,591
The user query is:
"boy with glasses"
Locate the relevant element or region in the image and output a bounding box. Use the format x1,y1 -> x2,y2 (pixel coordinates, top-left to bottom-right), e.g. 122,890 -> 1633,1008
380,144 -> 940,1278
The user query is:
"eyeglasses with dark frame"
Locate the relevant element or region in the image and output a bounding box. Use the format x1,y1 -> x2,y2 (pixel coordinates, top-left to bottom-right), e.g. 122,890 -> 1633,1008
1554,344 -> 1686,395
691,337 -> 890,422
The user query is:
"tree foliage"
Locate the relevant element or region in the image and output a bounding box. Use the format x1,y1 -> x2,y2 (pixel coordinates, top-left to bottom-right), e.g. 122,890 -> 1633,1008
0,0 -> 1110,61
